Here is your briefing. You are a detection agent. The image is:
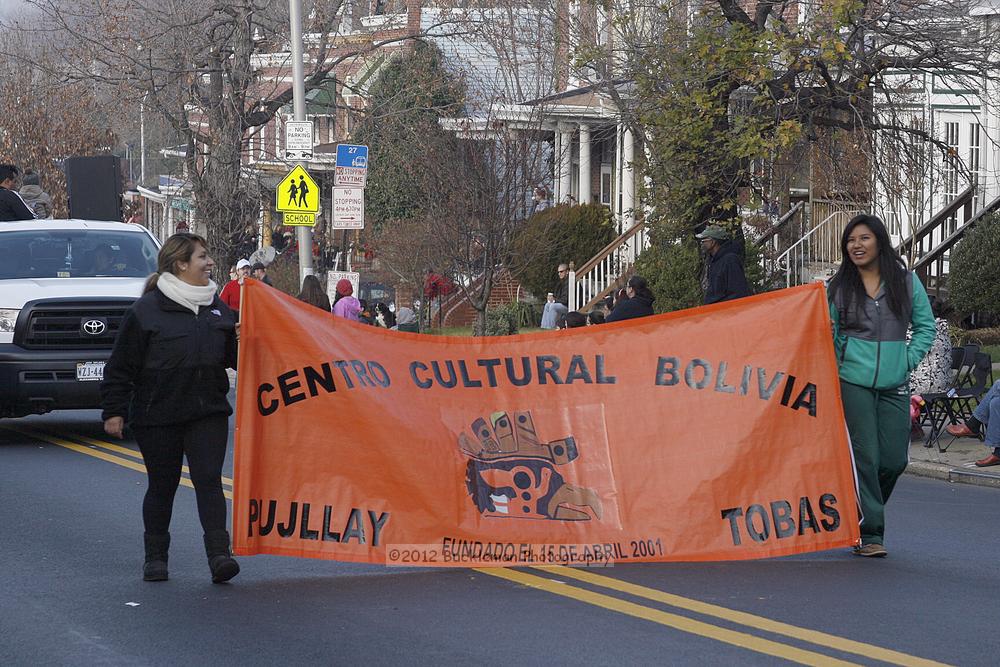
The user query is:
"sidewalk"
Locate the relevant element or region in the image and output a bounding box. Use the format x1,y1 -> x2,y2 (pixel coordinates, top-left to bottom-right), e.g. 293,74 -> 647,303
907,430 -> 1000,489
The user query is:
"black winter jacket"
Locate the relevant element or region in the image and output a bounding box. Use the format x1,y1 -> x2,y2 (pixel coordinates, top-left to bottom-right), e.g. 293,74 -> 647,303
101,289 -> 237,426
0,186 -> 35,221
553,276 -> 569,307
606,294 -> 655,322
704,242 -> 751,304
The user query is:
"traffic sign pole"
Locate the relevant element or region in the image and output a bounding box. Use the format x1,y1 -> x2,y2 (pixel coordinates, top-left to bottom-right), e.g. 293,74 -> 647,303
289,0 -> 313,283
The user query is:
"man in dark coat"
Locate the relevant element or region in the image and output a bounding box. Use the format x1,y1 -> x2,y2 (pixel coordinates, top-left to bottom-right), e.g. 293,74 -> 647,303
697,224 -> 751,304
0,164 -> 36,221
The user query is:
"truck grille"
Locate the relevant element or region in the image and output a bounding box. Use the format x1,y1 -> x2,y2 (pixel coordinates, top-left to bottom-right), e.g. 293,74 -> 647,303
22,303 -> 133,349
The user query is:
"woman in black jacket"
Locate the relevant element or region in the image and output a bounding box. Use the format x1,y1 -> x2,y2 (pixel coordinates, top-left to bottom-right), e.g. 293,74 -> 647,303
101,233 -> 240,584
606,275 -> 655,322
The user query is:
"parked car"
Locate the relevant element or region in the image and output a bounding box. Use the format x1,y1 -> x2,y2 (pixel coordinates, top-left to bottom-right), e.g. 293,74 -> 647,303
359,281 -> 395,307
0,220 -> 160,418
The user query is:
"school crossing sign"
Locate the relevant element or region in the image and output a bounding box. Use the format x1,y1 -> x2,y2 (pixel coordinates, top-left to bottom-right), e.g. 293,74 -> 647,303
276,165 -> 319,226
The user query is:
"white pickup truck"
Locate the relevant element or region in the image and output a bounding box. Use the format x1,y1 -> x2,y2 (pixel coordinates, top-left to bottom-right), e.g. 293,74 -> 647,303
0,220 -> 160,418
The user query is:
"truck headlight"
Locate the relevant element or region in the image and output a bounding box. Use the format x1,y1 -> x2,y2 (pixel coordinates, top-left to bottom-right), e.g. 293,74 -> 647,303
0,309 -> 19,332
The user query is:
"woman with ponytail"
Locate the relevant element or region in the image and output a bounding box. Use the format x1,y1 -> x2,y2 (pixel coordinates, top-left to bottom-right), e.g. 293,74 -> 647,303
101,233 -> 240,584
828,215 -> 935,557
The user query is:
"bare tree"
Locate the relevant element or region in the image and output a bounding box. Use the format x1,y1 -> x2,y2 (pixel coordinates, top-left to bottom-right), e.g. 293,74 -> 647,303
0,29 -> 118,217
3,0 -> 457,271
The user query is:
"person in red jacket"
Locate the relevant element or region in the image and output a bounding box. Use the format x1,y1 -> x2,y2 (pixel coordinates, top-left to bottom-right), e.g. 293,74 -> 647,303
220,258 -> 250,316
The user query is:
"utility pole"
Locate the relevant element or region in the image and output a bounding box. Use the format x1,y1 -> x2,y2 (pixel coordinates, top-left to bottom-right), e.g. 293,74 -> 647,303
289,0 -> 314,283
139,92 -> 146,186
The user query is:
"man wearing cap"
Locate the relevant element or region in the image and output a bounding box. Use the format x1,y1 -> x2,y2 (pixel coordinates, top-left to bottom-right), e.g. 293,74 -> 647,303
251,262 -> 273,286
696,224 -> 751,305
220,258 -> 251,316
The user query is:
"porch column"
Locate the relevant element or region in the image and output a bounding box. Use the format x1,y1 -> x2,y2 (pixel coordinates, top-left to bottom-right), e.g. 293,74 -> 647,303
553,130 -> 562,203
578,124 -> 591,205
559,122 -> 573,204
622,125 -> 635,229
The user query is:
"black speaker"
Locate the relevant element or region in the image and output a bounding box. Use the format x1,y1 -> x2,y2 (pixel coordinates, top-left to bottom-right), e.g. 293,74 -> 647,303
65,155 -> 123,221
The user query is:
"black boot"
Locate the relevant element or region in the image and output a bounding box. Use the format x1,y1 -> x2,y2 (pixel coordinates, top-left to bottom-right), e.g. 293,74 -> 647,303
203,529 -> 240,584
143,532 -> 170,582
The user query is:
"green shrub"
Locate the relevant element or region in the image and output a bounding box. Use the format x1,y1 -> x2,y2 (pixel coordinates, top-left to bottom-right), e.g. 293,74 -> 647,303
633,237 -> 704,313
962,326 -> 1000,346
473,302 -> 519,336
504,299 -> 539,329
510,203 -> 617,299
949,213 -> 1000,318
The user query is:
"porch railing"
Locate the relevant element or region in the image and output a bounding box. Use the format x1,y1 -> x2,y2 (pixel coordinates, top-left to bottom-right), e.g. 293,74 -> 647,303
774,209 -> 863,287
568,221 -> 649,312
910,192 -> 1000,300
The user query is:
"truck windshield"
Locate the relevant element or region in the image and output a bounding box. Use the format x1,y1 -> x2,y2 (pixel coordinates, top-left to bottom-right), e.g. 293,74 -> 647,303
0,229 -> 159,279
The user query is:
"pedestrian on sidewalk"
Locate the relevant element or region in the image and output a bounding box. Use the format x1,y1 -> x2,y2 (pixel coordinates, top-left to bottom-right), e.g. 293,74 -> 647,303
100,232 -> 240,584
828,214 -> 936,557
296,274 -> 331,312
697,224 -> 752,304
332,278 -> 361,321
606,275 -> 655,322
18,169 -> 52,218
220,258 -> 250,317
0,164 -> 35,221
251,262 -> 273,286
946,380 -> 1000,466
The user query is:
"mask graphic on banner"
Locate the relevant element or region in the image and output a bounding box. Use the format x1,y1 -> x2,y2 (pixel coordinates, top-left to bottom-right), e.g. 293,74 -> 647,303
459,410 -> 603,521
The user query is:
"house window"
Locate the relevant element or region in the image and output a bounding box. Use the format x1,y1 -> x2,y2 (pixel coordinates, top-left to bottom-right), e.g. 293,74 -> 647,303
970,122 -> 982,210
600,164 -> 613,206
259,124 -> 268,161
942,121 -> 960,235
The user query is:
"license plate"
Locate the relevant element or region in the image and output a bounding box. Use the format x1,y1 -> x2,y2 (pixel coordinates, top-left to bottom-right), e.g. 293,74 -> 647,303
76,361 -> 105,381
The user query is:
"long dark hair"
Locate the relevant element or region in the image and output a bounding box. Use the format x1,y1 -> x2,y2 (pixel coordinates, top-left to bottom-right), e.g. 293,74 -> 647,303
828,214 -> 908,320
297,274 -> 331,312
628,275 -> 655,302
143,232 -> 208,293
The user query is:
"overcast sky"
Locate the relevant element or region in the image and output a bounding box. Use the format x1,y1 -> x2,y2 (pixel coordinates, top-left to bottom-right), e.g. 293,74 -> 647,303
0,1 -> 28,19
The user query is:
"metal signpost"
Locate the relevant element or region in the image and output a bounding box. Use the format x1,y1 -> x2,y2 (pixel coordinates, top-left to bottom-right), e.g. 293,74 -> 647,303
288,0 -> 314,282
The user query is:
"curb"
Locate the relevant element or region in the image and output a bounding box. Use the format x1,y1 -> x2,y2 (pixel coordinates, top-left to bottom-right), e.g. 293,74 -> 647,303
906,461 -> 1000,488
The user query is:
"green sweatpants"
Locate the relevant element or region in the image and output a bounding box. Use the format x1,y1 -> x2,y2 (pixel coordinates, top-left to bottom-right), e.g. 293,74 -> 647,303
839,381 -> 910,546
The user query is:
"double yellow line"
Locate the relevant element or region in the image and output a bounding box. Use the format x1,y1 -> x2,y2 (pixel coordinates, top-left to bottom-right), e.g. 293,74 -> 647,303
0,423 -> 233,499
8,424 -> 949,667
482,567 -> 947,666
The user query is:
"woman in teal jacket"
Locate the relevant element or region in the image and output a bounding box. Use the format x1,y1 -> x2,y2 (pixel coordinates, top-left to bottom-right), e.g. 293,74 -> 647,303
828,214 -> 935,557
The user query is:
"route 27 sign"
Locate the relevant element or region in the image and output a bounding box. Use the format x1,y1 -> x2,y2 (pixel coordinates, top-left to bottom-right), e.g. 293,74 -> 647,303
334,144 -> 368,187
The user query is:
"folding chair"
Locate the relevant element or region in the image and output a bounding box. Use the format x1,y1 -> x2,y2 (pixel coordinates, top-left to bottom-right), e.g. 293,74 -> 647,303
917,347 -> 971,429
923,352 -> 993,452
955,343 -> 980,387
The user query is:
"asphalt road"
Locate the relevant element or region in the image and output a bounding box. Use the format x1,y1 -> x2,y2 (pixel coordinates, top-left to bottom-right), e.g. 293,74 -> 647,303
2,407 -> 999,666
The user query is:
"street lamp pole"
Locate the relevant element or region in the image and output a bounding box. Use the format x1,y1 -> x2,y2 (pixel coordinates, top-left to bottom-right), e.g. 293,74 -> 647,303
289,0 -> 314,283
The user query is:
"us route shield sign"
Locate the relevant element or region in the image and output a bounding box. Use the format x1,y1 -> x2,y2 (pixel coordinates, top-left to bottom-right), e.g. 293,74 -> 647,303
276,165 -> 319,214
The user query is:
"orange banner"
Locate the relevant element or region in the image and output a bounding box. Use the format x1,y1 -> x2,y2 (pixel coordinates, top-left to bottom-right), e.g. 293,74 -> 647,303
232,281 -> 860,566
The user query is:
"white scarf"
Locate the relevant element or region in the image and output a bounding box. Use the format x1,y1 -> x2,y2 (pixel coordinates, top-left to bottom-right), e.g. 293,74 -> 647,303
157,271 -> 218,315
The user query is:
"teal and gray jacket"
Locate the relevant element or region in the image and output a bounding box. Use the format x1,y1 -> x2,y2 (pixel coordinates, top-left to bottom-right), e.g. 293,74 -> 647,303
828,272 -> 936,390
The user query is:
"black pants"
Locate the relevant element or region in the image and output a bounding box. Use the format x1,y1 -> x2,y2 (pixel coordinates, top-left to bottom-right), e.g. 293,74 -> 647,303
134,414 -> 229,535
